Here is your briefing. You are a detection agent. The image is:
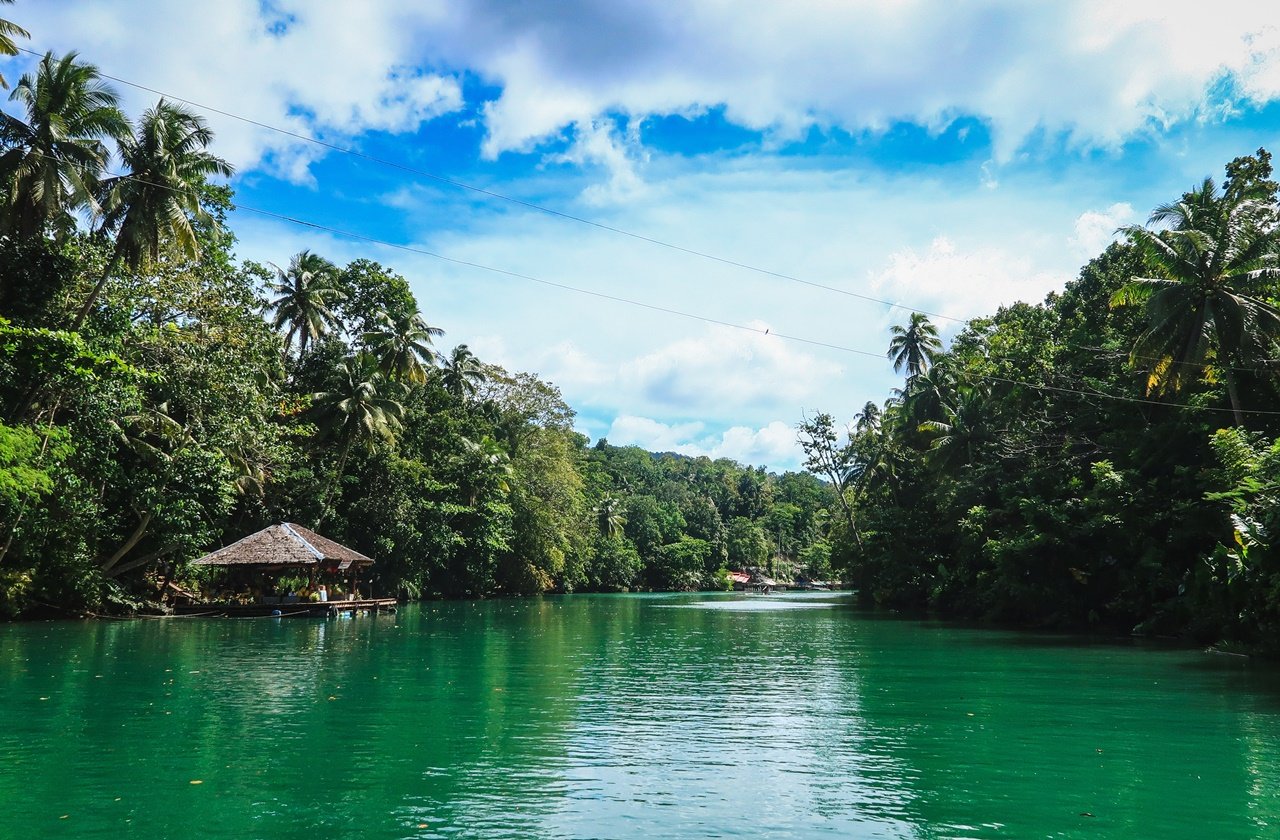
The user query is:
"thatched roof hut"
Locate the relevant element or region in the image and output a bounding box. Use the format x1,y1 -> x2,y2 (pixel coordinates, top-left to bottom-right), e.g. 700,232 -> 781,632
191,523 -> 373,572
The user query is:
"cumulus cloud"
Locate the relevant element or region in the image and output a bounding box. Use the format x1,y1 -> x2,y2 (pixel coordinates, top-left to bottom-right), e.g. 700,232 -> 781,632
546,119 -> 650,206
1070,203 -> 1136,259
497,321 -> 844,424
606,416 -> 803,468
16,2 -> 1280,182
435,0 -> 1280,160
622,321 -> 841,410
13,1 -> 462,180
869,237 -> 1072,320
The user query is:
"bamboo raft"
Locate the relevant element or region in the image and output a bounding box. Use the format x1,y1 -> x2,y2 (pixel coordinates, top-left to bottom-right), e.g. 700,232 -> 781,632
174,598 -> 398,618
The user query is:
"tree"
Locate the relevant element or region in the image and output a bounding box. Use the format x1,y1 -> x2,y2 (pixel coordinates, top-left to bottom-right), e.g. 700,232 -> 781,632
332,259 -> 418,334
0,1 -> 30,90
593,494 -> 626,538
440,343 -> 485,401
1111,176 -> 1280,425
727,516 -> 769,569
796,412 -> 861,548
652,536 -> 711,590
854,401 -> 880,433
75,99 -> 233,329
266,250 -> 344,357
587,533 -> 641,591
917,386 -> 993,470
887,312 -> 943,382
306,352 -> 404,510
363,310 -> 443,384
899,361 -> 956,430
0,52 -> 128,240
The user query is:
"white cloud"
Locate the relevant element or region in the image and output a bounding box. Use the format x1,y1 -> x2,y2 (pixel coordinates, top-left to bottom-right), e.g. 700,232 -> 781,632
546,119 -> 649,206
15,2 -> 1280,183
474,321 -> 843,432
713,422 -> 803,466
13,1 -> 462,180
606,416 -> 803,468
1070,202 -> 1136,259
869,237 -> 1072,320
622,321 -> 841,411
431,0 -> 1280,160
607,415 -> 707,453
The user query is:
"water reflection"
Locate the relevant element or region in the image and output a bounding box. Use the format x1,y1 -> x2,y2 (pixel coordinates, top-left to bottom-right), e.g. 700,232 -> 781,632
3,595 -> 1280,839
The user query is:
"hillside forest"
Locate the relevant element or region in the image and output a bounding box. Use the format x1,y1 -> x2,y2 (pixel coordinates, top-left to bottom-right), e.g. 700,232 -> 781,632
2,15 -> 1280,654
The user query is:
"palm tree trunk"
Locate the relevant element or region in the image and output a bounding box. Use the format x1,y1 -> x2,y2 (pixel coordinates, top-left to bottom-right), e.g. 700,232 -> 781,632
1224,368 -> 1246,427
71,237 -> 125,331
106,542 -> 178,579
321,434 -> 355,520
100,510 -> 153,573
833,489 -> 863,550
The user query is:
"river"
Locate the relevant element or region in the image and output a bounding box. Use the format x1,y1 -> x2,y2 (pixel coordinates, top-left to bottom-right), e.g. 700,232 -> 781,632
2,592 -> 1278,838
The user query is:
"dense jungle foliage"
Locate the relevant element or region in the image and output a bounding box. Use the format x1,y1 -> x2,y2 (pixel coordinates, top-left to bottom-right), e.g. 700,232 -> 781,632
3,10 -> 1280,657
0,34 -> 834,616
801,151 -> 1280,652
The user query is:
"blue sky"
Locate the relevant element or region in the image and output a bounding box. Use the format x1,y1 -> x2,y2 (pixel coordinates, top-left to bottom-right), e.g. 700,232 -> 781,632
10,1 -> 1280,469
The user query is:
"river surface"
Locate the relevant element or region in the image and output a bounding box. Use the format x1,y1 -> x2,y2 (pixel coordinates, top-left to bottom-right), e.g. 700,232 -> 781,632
2,592 -> 1279,839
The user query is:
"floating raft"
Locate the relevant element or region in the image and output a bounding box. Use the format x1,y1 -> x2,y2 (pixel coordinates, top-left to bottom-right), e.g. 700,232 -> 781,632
174,598 -> 398,618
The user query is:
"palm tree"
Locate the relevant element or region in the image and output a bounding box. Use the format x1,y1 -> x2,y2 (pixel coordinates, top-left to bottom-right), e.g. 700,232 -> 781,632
440,343 -> 485,400
362,310 -> 444,384
0,52 -> 128,240
1111,178 -> 1280,425
457,434 -> 513,505
854,401 -> 880,434
887,312 -> 943,382
918,387 -> 992,471
847,427 -> 904,503
593,494 -> 627,539
306,352 -> 404,510
266,250 -> 344,357
0,1 -> 30,90
100,403 -> 193,578
74,99 -> 233,329
900,361 -> 956,429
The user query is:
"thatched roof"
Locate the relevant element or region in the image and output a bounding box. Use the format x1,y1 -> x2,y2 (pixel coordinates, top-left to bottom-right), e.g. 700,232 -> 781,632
191,523 -> 374,570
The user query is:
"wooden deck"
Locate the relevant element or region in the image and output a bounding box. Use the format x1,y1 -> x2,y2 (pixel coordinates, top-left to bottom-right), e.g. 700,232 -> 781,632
174,598 -> 398,618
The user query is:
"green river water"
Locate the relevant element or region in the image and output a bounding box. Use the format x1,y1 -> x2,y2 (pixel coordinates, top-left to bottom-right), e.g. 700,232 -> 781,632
2,592 -> 1278,839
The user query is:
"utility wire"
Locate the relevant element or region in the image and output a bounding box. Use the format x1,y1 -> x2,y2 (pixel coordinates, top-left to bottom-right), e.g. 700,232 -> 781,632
61,151 -> 886,361
16,45 -> 1273,378
64,155 -> 1280,418
236,202 -> 888,360
984,376 -> 1280,417
14,44 -> 963,323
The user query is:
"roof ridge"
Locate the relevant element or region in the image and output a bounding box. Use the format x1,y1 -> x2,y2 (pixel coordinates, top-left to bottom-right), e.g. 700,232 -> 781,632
281,522 -> 325,560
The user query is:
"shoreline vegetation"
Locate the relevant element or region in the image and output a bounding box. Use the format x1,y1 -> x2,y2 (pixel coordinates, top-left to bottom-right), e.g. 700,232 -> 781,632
2,15 -> 1280,656
0,27 -> 838,618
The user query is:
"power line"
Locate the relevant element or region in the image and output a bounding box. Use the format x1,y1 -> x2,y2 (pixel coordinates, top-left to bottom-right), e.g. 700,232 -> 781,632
984,376 -> 1280,417
72,157 -> 1280,418
15,45 -> 1272,378
22,42 -> 1269,376
53,148 -> 886,361
14,44 -> 964,323
235,201 -> 888,360
22,69 -> 1278,419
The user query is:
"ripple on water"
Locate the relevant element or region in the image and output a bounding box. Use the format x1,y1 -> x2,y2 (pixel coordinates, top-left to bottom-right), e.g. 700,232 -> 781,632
655,593 -> 851,611
3,596 -> 1280,839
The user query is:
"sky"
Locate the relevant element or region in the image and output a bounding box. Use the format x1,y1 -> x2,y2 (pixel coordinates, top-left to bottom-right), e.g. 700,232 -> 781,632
8,1 -> 1280,470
